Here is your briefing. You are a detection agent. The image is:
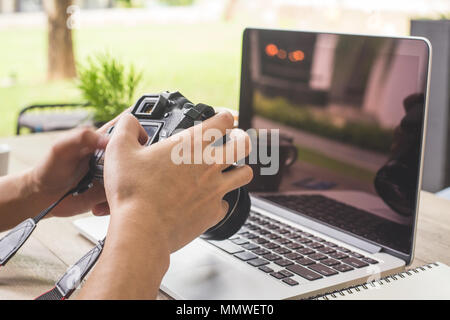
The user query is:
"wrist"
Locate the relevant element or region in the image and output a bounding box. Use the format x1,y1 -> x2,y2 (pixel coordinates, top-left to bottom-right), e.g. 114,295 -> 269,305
20,169 -> 41,199
0,169 -> 49,229
24,167 -> 71,203
104,232 -> 171,268
22,167 -> 61,206
23,166 -> 53,199
105,203 -> 171,269
79,214 -> 170,299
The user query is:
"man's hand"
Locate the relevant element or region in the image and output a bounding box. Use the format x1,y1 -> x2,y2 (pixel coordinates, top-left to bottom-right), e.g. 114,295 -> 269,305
29,128 -> 107,217
104,112 -> 253,253
79,112 -> 253,299
28,111 -> 129,218
0,111 -> 132,231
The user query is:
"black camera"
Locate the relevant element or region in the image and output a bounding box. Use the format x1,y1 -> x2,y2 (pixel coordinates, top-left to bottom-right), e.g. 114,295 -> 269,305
92,91 -> 251,240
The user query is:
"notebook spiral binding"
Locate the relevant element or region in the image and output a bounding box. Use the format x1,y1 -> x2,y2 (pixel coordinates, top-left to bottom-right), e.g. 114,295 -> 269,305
309,262 -> 439,300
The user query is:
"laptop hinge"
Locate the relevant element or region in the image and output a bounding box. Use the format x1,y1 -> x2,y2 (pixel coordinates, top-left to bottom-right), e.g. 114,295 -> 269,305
250,196 -> 382,254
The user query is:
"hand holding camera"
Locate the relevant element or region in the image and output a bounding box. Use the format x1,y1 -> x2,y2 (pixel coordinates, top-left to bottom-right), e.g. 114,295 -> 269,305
1,92 -> 252,300
96,91 -> 252,250
103,111 -> 253,254
78,93 -> 253,299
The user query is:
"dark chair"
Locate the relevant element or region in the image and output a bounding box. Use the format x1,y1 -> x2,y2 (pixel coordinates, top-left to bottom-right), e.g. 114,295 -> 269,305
16,103 -> 93,135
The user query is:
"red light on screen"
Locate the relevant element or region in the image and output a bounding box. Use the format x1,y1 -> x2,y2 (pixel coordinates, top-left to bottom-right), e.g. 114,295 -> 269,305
265,44 -> 278,57
289,50 -> 305,62
277,49 -> 287,59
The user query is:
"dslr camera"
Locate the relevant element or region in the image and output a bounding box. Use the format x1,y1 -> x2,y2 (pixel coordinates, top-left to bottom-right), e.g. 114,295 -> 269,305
92,91 -> 251,240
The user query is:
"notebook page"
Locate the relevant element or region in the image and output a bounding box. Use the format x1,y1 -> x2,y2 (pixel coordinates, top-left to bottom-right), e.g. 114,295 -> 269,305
316,262 -> 450,300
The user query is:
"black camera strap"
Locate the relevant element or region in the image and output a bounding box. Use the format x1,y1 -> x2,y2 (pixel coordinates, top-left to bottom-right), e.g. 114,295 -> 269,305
35,238 -> 105,300
0,189 -> 74,266
0,155 -> 107,300
0,167 -> 95,267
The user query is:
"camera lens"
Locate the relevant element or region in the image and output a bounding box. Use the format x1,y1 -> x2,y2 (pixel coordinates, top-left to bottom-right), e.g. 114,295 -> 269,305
201,187 -> 250,241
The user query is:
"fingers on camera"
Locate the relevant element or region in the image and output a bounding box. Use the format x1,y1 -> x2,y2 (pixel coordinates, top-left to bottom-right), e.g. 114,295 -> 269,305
92,202 -> 110,216
53,128 -> 100,160
97,107 -> 133,135
205,111 -> 235,134
219,200 -> 230,220
110,113 -> 148,147
222,165 -> 253,191
219,128 -> 251,168
198,111 -> 235,148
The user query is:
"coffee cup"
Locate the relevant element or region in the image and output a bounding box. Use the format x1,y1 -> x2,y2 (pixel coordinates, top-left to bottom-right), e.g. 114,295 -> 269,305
245,132 -> 297,192
0,144 -> 10,176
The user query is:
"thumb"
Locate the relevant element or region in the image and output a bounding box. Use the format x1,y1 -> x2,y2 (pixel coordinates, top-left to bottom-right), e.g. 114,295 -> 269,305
108,113 -> 148,150
52,128 -> 105,161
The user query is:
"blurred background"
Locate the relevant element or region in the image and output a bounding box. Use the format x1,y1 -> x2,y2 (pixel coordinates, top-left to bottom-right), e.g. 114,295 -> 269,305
0,0 -> 449,192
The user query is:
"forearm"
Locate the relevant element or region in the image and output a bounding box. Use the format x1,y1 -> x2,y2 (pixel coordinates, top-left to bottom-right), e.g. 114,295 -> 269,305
77,208 -> 170,299
0,170 -> 51,231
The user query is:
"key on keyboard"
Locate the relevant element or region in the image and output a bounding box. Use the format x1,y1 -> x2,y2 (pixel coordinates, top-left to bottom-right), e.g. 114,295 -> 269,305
248,258 -> 269,267
234,251 -> 258,261
308,263 -> 339,276
209,240 -> 243,254
287,264 -> 322,281
208,211 -> 378,286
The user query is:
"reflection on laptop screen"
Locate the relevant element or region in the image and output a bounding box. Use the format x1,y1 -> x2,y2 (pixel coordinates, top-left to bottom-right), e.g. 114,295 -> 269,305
239,29 -> 429,255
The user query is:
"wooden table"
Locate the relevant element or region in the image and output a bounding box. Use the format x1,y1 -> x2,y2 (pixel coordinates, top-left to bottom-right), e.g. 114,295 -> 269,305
0,131 -> 449,300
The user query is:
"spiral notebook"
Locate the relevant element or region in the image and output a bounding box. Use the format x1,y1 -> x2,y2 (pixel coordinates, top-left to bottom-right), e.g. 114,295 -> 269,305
312,262 -> 450,300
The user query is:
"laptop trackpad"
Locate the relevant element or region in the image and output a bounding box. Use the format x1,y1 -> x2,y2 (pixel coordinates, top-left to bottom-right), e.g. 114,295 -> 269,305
161,239 -> 287,300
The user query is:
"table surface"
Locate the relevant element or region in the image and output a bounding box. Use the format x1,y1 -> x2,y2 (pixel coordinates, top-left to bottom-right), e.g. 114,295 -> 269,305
0,131 -> 449,300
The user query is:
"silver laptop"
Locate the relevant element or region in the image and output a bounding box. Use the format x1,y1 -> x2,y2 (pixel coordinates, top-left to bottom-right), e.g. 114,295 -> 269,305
74,28 -> 431,299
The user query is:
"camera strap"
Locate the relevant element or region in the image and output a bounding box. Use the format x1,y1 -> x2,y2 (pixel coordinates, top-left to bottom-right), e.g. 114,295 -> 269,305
35,238 -> 105,300
0,167 -> 95,267
0,156 -> 106,300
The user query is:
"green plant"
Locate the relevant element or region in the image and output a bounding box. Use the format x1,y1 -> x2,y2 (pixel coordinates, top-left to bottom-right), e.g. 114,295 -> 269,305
117,0 -> 133,7
77,53 -> 142,123
158,0 -> 195,6
115,0 -> 145,8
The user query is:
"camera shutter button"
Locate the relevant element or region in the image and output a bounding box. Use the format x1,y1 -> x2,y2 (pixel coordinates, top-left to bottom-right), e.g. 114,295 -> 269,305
160,129 -> 168,138
183,108 -> 201,120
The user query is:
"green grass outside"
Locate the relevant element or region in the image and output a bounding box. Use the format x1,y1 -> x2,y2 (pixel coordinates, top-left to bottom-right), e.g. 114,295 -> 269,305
0,22 -> 245,136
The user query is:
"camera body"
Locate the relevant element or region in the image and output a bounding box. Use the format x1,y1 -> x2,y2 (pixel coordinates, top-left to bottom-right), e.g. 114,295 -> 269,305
92,91 -> 250,240
93,91 -> 215,180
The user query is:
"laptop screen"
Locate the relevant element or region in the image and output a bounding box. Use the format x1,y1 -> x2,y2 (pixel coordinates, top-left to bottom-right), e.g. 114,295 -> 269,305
239,28 -> 430,257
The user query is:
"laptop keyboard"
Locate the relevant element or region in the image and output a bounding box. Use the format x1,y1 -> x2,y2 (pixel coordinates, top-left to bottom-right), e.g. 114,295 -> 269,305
207,211 -> 378,287
261,194 -> 410,253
